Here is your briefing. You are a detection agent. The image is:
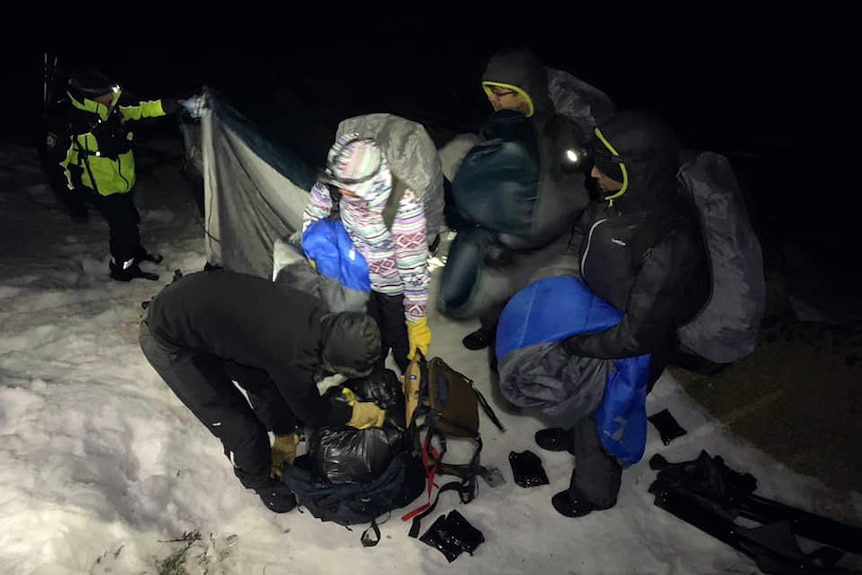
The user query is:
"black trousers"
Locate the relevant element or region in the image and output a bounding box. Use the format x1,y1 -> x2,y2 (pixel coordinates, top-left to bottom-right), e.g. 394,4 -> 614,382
89,189 -> 145,266
139,320 -> 296,489
367,291 -> 410,373
568,355 -> 668,507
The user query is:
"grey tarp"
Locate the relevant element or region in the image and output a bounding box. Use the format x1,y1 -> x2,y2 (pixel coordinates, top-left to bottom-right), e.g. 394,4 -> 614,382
335,113 -> 446,246
676,151 -> 766,363
198,89 -> 317,278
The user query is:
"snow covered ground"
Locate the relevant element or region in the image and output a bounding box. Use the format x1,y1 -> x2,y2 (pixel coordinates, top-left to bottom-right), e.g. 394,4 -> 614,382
0,138 -> 859,574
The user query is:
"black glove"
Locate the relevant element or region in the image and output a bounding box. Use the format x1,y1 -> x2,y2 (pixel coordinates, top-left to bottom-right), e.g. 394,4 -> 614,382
160,97 -> 180,115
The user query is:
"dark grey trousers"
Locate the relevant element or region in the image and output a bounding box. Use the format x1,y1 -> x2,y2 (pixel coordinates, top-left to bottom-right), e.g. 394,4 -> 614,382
568,357 -> 668,507
139,320 -> 295,488
569,415 -> 622,508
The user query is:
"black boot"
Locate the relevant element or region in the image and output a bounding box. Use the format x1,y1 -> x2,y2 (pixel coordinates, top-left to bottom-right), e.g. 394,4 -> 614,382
134,249 -> 164,265
110,260 -> 159,282
253,478 -> 298,513
551,488 -> 614,518
535,427 -> 575,455
234,467 -> 297,513
462,327 -> 492,351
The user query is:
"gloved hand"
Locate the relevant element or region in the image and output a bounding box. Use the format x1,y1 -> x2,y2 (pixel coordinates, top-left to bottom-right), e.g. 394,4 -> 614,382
343,388 -> 386,429
406,317 -> 432,359
270,432 -> 300,478
160,97 -> 180,115
178,94 -> 206,119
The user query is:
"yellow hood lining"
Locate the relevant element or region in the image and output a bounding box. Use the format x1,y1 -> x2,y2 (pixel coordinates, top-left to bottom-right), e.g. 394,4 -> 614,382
481,81 -> 534,118
594,126 -> 629,199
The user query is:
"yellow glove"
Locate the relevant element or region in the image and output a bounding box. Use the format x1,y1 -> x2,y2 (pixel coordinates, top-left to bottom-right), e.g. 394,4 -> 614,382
343,388 -> 386,429
271,432 -> 300,478
406,317 -> 432,359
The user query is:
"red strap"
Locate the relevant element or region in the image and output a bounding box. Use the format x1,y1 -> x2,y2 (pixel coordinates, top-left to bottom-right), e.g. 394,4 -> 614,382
401,431 -> 440,522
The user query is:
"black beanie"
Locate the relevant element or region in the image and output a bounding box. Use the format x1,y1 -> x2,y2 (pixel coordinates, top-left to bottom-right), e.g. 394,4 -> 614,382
320,312 -> 382,377
68,69 -> 116,101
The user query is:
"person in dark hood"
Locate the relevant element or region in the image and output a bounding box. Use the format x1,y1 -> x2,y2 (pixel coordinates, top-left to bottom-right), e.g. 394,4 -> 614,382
534,110 -> 709,518
481,48 -> 556,124
456,48 -> 591,352
139,269 -> 386,513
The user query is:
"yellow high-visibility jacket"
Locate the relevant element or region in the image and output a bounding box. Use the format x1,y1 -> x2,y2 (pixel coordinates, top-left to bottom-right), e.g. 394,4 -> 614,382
56,89 -> 169,196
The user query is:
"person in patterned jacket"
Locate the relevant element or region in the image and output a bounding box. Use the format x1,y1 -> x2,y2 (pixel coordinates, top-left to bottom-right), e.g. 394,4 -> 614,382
302,135 -> 432,373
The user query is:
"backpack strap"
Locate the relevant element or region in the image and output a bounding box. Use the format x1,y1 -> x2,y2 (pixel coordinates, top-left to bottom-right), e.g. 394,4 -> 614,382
360,519 -> 382,547
382,176 -> 408,231
474,386 -> 505,432
402,425 -> 483,538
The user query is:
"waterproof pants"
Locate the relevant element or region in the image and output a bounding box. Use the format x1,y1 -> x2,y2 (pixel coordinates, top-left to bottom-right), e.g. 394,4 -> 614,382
568,355 -> 668,507
91,189 -> 146,267
367,291 -> 410,373
568,415 -> 622,508
139,320 -> 296,489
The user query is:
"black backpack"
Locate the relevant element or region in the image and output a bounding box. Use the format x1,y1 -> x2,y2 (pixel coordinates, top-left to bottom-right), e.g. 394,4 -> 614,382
282,450 -> 425,546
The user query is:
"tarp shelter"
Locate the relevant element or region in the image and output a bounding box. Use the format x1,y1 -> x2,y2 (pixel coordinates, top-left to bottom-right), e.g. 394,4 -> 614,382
183,88 -> 447,280
187,90 -> 318,279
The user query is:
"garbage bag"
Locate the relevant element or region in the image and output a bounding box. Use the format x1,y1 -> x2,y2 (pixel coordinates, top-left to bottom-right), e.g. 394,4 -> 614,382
307,425 -> 407,485
308,370 -> 408,485
344,369 -> 407,430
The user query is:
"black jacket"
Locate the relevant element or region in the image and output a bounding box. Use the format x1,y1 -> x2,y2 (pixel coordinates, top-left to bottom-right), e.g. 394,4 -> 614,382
564,111 -> 709,360
146,270 -> 352,427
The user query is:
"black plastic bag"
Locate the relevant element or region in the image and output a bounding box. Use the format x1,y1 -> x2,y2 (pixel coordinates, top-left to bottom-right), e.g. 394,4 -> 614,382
308,426 -> 406,485
508,450 -> 549,488
308,370 -> 407,485
647,408 -> 687,446
419,509 -> 485,562
344,369 -> 407,430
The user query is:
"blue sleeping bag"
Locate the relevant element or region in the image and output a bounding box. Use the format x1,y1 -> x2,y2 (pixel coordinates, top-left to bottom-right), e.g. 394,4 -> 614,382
301,218 -> 371,293
496,275 -> 651,466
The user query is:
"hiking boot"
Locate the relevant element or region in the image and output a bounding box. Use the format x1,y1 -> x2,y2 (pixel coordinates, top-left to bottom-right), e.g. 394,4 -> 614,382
254,478 -> 298,513
551,489 -> 614,518
462,327 -> 492,351
134,250 -> 164,265
110,260 -> 159,282
535,427 -> 575,455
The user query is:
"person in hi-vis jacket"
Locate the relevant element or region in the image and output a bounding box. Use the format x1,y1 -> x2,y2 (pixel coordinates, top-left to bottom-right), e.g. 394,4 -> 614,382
44,68 -> 179,281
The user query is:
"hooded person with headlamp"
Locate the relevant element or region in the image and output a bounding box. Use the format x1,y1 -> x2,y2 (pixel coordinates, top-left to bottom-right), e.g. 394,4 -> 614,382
442,48 -> 592,354
139,268 -> 387,514
532,110 -> 709,518
302,135 -> 432,374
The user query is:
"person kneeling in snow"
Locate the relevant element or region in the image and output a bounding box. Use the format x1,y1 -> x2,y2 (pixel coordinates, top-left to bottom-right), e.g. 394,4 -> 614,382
139,269 -> 386,513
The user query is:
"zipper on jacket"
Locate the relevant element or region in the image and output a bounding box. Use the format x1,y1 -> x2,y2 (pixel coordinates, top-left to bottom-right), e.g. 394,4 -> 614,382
581,218 -> 609,276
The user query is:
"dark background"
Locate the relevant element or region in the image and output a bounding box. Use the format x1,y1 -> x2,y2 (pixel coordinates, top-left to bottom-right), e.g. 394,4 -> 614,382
5,4 -> 851,293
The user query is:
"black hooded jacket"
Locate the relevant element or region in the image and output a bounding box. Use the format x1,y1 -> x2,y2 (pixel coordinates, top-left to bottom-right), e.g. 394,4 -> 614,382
145,270 -> 359,428
564,111 -> 709,360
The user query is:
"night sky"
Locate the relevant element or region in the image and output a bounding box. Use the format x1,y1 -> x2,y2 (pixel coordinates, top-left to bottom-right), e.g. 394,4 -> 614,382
8,4 -> 849,272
